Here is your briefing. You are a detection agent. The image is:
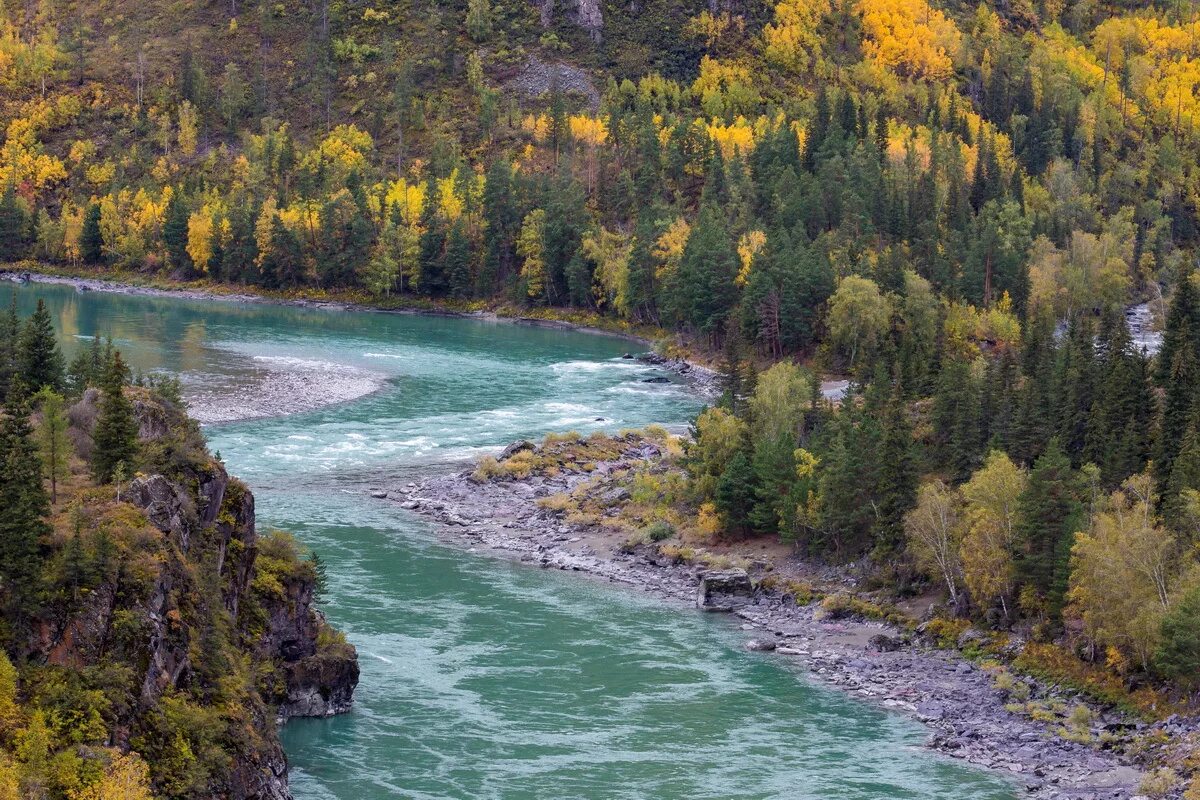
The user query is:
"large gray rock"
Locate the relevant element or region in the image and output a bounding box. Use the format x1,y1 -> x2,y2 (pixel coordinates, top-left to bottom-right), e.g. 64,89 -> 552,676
499,440 -> 536,461
696,569 -> 753,611
127,474 -> 197,551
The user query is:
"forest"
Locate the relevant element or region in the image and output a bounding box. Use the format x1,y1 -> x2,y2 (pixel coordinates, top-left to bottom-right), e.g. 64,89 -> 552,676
2,0 -> 1200,735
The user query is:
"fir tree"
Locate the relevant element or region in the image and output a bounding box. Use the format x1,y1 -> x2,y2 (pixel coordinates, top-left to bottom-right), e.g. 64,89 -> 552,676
0,389 -> 50,629
0,184 -> 29,261
1014,439 -> 1081,618
873,384 -> 917,554
80,203 -> 104,264
163,192 -> 191,274
17,299 -> 64,393
91,352 -> 139,484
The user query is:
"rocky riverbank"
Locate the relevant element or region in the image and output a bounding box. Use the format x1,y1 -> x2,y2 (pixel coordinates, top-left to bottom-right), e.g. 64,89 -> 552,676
377,434 -> 1196,800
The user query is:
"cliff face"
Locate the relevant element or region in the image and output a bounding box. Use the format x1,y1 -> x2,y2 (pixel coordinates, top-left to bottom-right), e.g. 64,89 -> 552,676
32,389 -> 358,800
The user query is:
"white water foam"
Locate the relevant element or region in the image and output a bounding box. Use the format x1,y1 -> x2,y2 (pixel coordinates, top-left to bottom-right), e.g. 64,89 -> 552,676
187,354 -> 387,424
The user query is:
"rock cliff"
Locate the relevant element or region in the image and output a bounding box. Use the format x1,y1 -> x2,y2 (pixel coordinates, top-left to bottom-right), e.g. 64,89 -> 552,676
30,387 -> 359,799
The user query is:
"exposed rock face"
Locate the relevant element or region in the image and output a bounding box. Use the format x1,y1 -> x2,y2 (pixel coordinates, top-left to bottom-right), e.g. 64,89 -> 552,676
529,0 -> 603,40
511,57 -> 601,108
277,647 -> 361,720
696,569 -> 754,611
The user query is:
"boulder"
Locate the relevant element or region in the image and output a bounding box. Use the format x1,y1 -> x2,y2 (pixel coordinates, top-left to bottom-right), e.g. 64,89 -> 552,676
499,440 -> 536,461
869,633 -> 905,652
745,637 -> 778,652
696,569 -> 753,611
642,376 -> 670,384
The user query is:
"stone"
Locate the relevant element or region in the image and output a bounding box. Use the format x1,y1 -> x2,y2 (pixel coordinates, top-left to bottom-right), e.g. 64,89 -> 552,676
642,376 -> 670,384
499,440 -> 536,461
869,633 -> 904,652
746,638 -> 778,652
370,490 -> 388,499
696,569 -> 753,611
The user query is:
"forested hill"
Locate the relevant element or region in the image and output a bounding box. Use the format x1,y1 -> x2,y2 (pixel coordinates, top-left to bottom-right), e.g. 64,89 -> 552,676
0,0 -> 1196,337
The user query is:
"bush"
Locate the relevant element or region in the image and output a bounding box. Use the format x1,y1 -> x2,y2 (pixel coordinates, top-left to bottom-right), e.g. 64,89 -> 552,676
1138,768 -> 1179,799
644,521 -> 675,542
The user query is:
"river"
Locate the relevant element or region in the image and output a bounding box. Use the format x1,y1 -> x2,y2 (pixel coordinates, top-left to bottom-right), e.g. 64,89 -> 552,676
9,281 -> 1016,800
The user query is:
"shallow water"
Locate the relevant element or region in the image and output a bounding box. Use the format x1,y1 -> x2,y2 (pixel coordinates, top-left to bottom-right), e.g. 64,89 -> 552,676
11,282 -> 1016,800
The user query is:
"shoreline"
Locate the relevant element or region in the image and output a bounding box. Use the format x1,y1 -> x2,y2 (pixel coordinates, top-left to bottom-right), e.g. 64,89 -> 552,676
377,441 -> 1166,800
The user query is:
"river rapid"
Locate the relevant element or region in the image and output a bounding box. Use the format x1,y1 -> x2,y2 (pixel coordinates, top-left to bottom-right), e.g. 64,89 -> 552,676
9,281 -> 1017,800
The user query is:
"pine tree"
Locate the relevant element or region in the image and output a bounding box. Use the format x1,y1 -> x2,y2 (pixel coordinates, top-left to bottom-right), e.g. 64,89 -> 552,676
0,293 -> 17,399
0,389 -> 50,628
1014,438 -> 1081,618
163,192 -> 191,274
1155,273 -> 1200,501
81,203 -> 104,264
0,184 -> 29,261
33,388 -> 69,504
91,352 -> 139,484
873,383 -> 917,554
17,299 -> 64,393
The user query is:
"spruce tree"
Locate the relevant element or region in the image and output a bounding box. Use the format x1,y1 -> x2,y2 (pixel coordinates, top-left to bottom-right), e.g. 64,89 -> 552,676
873,384 -> 917,554
0,293 -> 17,398
0,389 -> 50,628
80,202 -> 103,264
1014,439 -> 1081,618
443,220 -> 472,299
162,192 -> 191,274
17,299 -> 64,393
715,445 -> 757,538
0,184 -> 29,261
91,352 -> 139,484
1155,273 -> 1200,501
1155,583 -> 1200,687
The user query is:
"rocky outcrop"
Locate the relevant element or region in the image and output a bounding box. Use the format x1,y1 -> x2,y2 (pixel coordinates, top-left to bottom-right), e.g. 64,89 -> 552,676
528,0 -> 603,40
696,569 -> 754,611
511,57 -> 600,108
39,389 -> 357,800
277,646 -> 360,720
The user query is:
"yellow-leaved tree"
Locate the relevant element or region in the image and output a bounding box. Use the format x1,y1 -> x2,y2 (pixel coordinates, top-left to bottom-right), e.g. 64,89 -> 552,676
857,0 -> 962,80
762,0 -> 830,75
1068,474 -> 1180,672
517,209 -> 547,300
960,451 -> 1026,618
906,480 -> 965,607
582,226 -> 633,316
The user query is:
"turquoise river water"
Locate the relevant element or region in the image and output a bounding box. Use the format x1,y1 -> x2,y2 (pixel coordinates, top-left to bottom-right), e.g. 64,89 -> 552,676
10,282 -> 1016,800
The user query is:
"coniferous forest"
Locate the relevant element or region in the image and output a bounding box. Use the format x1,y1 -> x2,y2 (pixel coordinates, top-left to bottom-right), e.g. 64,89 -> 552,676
4,0 -> 1200,792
